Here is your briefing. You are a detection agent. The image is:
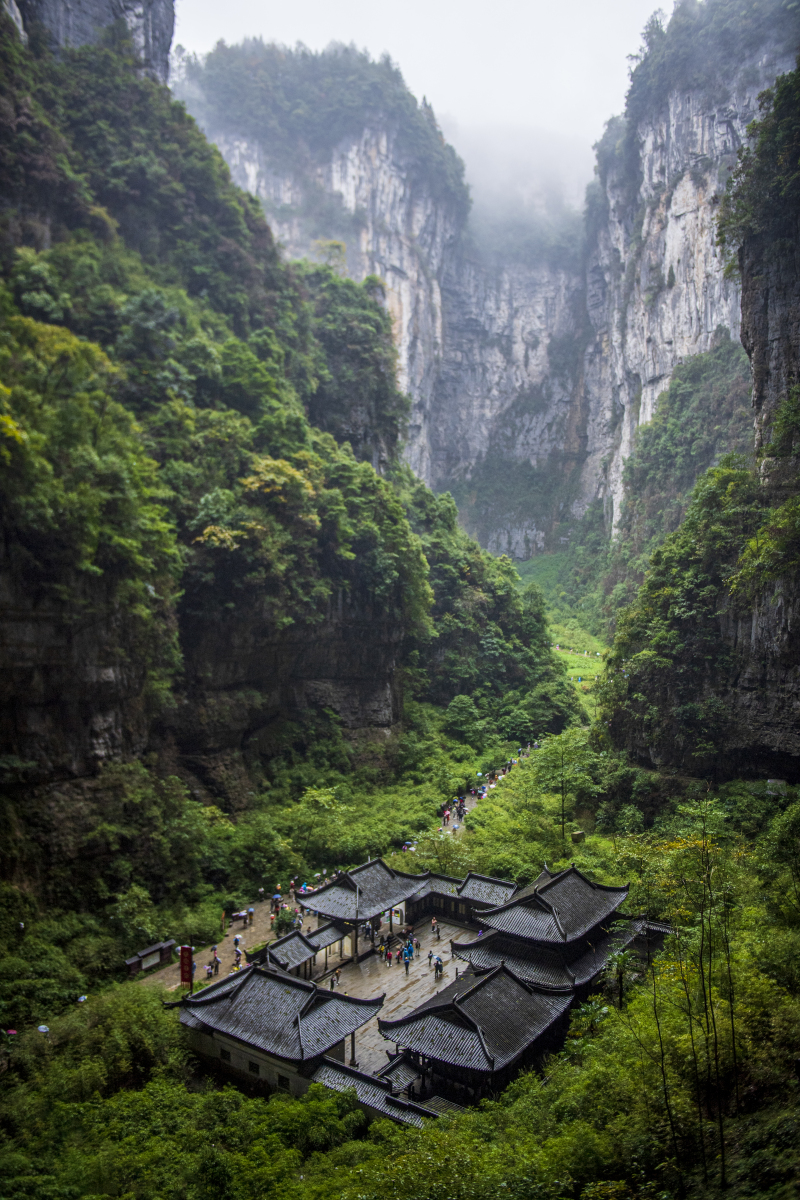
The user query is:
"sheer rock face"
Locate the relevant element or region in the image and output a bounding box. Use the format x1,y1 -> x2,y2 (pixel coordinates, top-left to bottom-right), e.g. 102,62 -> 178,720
202,47 -> 792,551
0,558 -> 153,785
428,252 -> 587,558
215,127 -> 458,485
615,211 -> 800,779
16,0 -> 173,81
580,45 -> 793,532
0,553 -> 402,796
709,216 -> 800,775
152,592 -> 402,808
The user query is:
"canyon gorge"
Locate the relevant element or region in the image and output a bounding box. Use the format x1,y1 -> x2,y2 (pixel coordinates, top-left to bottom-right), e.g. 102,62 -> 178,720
178,30 -> 795,557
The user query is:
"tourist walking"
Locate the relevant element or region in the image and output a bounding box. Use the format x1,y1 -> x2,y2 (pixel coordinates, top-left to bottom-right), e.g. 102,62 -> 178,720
386,949 -> 393,966
428,949 -> 433,969
335,968 -> 341,987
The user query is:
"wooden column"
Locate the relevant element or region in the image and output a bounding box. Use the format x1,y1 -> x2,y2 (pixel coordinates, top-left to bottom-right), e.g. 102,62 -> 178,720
350,1031 -> 356,1066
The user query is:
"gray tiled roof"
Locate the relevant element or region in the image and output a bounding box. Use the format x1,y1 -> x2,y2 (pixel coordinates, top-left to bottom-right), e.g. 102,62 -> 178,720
180,966 -> 383,1062
302,860 -> 525,921
378,966 -> 571,1073
481,866 -> 628,944
457,873 -> 518,906
378,1054 -> 421,1090
306,922 -> 347,950
311,1059 -> 427,1126
419,1094 -> 467,1115
451,933 -> 575,990
407,874 -> 462,900
452,917 -> 649,991
300,860 -> 424,922
266,930 -> 318,970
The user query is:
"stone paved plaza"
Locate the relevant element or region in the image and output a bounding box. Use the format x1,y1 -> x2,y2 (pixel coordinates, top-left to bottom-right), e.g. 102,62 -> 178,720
326,918 -> 465,1074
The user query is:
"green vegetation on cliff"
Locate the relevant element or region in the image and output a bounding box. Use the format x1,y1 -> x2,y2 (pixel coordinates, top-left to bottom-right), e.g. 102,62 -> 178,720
176,39 -> 470,222
2,18 -> 800,1200
0,15 -> 577,1027
598,57 -> 800,773
520,330 -> 752,639
718,50 -> 800,263
627,0 -> 800,129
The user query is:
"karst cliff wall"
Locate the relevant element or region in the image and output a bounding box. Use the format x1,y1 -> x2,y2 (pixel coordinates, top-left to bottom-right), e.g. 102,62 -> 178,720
213,126 -> 459,484
195,45 -> 793,553
580,44 -> 794,533
709,213 -> 800,773
16,0 -> 173,80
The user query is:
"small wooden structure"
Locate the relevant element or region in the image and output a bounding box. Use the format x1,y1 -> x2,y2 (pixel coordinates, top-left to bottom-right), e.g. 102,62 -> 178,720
125,939 -> 175,977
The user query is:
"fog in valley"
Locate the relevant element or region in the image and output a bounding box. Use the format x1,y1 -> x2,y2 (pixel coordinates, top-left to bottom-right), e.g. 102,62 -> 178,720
174,0 -> 663,234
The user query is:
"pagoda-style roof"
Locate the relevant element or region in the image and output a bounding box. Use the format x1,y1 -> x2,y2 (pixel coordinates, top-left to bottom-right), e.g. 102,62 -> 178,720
451,917 -> 650,992
179,966 -> 383,1063
300,859 -> 424,922
302,860 -> 521,923
378,965 -> 571,1075
305,921 -> 347,951
405,872 -> 462,900
265,929 -> 319,971
479,865 -> 628,944
457,872 -> 517,907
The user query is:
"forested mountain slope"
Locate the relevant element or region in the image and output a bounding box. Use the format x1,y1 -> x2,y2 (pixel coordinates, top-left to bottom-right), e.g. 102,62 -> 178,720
602,61 -> 800,779
3,7 -> 800,1200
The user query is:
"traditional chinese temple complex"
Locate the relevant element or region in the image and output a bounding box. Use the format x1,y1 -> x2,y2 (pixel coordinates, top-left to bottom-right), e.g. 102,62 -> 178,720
451,864 -> 649,998
177,857 -> 666,1119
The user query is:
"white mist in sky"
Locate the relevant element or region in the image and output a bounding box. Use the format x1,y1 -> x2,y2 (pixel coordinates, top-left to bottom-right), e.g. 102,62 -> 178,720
174,0 -> 671,210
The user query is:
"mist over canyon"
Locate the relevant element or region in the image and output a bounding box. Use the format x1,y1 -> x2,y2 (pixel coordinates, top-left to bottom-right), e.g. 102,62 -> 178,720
174,13 -> 796,559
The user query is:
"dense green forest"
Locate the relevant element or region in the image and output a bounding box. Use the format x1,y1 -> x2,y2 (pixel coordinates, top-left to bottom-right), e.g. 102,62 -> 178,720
2,8 -> 800,1200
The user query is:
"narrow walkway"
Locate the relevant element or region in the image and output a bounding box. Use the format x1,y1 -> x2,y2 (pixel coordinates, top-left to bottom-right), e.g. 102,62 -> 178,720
140,899 -> 278,991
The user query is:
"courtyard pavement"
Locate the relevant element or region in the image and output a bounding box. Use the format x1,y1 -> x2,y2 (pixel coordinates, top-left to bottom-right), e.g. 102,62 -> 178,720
332,918 -> 466,1074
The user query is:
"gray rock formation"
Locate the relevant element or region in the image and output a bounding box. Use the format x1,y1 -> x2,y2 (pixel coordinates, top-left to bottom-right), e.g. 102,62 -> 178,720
214,126 -> 460,484
189,43 -> 794,553
17,0 -> 173,81
3,0 -> 27,42
579,43 -> 794,533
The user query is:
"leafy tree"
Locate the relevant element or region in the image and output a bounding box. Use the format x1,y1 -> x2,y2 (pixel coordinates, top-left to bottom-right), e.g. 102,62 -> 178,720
719,56 -> 800,265
528,727 -> 603,842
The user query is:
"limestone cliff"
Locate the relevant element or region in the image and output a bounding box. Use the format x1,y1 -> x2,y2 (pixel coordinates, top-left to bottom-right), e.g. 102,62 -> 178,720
579,42 -> 794,532
209,125 -> 458,483
17,0 -> 173,80
185,42 -> 794,554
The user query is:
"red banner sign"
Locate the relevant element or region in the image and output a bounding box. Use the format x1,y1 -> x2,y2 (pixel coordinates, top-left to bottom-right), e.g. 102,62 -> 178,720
180,945 -> 193,988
